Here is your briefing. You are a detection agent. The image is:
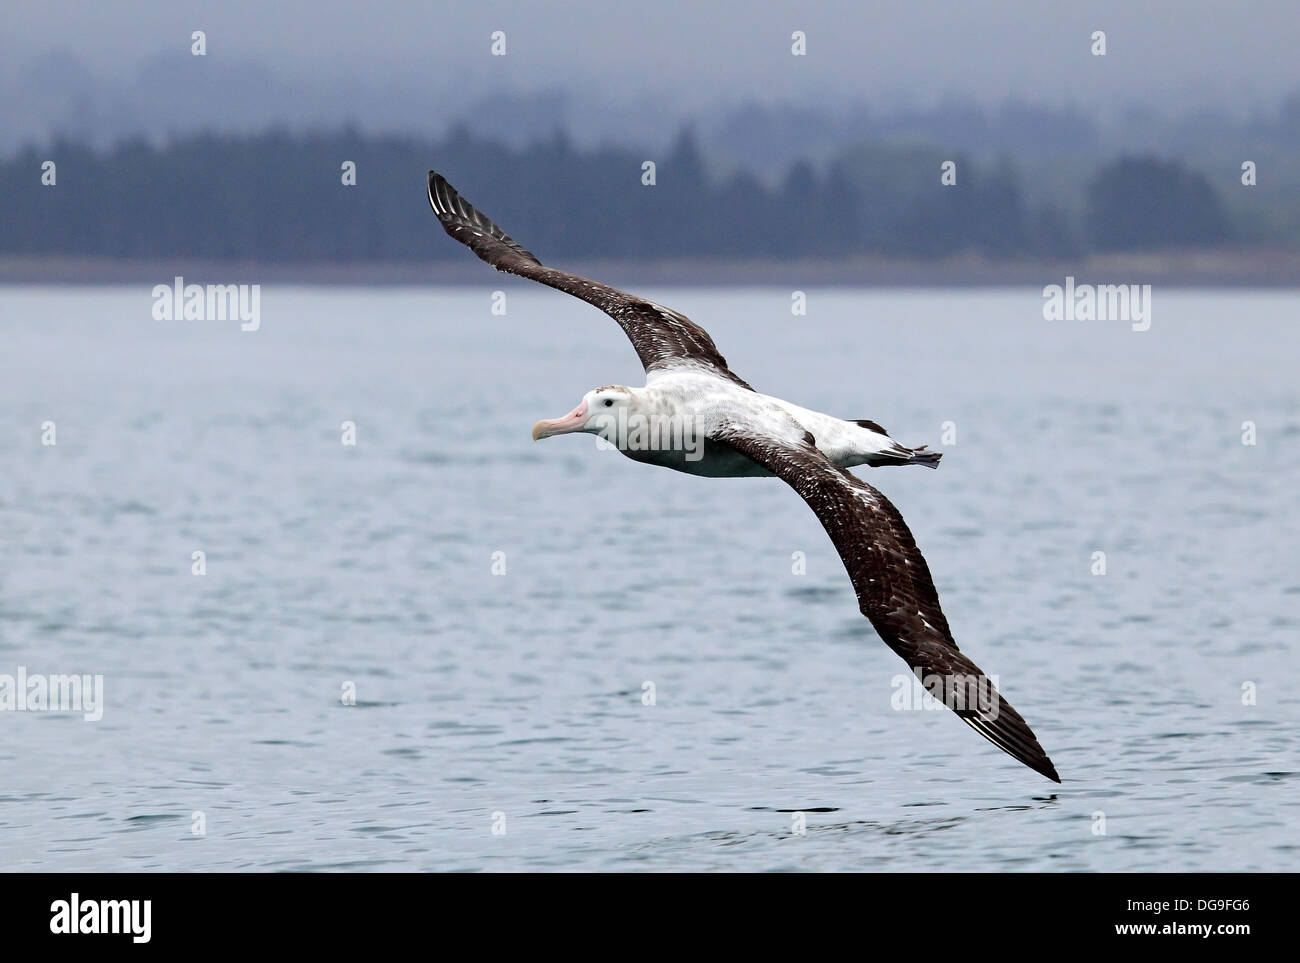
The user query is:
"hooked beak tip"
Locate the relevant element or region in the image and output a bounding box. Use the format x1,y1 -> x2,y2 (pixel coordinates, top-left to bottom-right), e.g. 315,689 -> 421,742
531,401 -> 588,442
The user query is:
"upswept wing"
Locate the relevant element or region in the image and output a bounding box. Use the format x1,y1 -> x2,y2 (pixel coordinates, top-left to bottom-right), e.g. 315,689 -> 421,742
427,171 -> 751,388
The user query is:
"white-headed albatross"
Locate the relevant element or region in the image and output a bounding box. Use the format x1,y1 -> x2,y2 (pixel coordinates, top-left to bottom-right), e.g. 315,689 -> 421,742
427,170 -> 1060,783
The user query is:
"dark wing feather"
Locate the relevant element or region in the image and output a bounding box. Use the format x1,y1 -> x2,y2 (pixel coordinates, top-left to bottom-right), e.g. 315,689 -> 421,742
427,171 -> 751,389
715,427 -> 1061,783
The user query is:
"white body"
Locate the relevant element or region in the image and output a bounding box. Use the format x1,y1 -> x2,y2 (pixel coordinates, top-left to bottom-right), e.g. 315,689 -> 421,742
593,370 -> 929,478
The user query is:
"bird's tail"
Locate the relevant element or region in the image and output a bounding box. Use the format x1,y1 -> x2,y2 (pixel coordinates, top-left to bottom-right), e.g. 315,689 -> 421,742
850,420 -> 942,470
907,447 -> 943,469
867,446 -> 942,469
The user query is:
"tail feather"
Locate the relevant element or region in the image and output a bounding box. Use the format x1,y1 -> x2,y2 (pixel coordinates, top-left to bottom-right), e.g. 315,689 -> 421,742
850,419 -> 942,469
862,444 -> 943,469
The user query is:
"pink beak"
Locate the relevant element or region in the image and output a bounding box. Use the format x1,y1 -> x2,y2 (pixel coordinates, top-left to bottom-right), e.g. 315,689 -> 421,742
532,400 -> 589,440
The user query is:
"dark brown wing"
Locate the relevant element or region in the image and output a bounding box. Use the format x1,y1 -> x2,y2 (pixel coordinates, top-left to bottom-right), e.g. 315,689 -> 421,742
427,171 -> 751,389
716,427 -> 1061,783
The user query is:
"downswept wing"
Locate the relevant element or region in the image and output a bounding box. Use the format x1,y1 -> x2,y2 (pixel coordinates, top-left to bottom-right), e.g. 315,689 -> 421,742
714,426 -> 1061,782
427,171 -> 751,389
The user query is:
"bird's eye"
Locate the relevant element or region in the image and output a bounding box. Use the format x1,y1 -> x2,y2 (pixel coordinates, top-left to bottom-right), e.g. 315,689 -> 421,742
604,399 -> 614,407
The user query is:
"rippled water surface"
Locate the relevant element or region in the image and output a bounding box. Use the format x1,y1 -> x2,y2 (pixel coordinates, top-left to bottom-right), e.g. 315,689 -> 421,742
2,285 -> 1297,871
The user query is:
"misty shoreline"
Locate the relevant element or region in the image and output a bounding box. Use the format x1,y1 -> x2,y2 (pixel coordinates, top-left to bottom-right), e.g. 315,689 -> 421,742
3,251 -> 1298,287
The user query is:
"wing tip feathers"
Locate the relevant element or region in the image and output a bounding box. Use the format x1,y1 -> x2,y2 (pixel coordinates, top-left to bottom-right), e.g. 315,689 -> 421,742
960,713 -> 1061,783
427,170 -> 449,217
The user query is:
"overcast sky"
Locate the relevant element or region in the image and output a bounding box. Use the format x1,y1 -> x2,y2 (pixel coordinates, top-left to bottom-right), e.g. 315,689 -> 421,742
4,0 -> 1299,146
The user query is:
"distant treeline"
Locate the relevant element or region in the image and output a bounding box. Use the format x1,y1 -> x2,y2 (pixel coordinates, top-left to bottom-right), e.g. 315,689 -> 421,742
1,127 -> 1245,263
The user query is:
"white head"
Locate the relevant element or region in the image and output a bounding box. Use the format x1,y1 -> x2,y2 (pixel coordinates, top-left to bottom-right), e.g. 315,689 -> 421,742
531,385 -> 637,441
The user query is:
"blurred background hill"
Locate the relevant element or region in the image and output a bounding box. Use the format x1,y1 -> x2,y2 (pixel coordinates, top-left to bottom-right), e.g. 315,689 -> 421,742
3,0 -> 1298,275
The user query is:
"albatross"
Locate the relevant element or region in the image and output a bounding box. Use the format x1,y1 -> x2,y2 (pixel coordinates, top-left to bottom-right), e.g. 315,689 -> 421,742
427,170 -> 1061,783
